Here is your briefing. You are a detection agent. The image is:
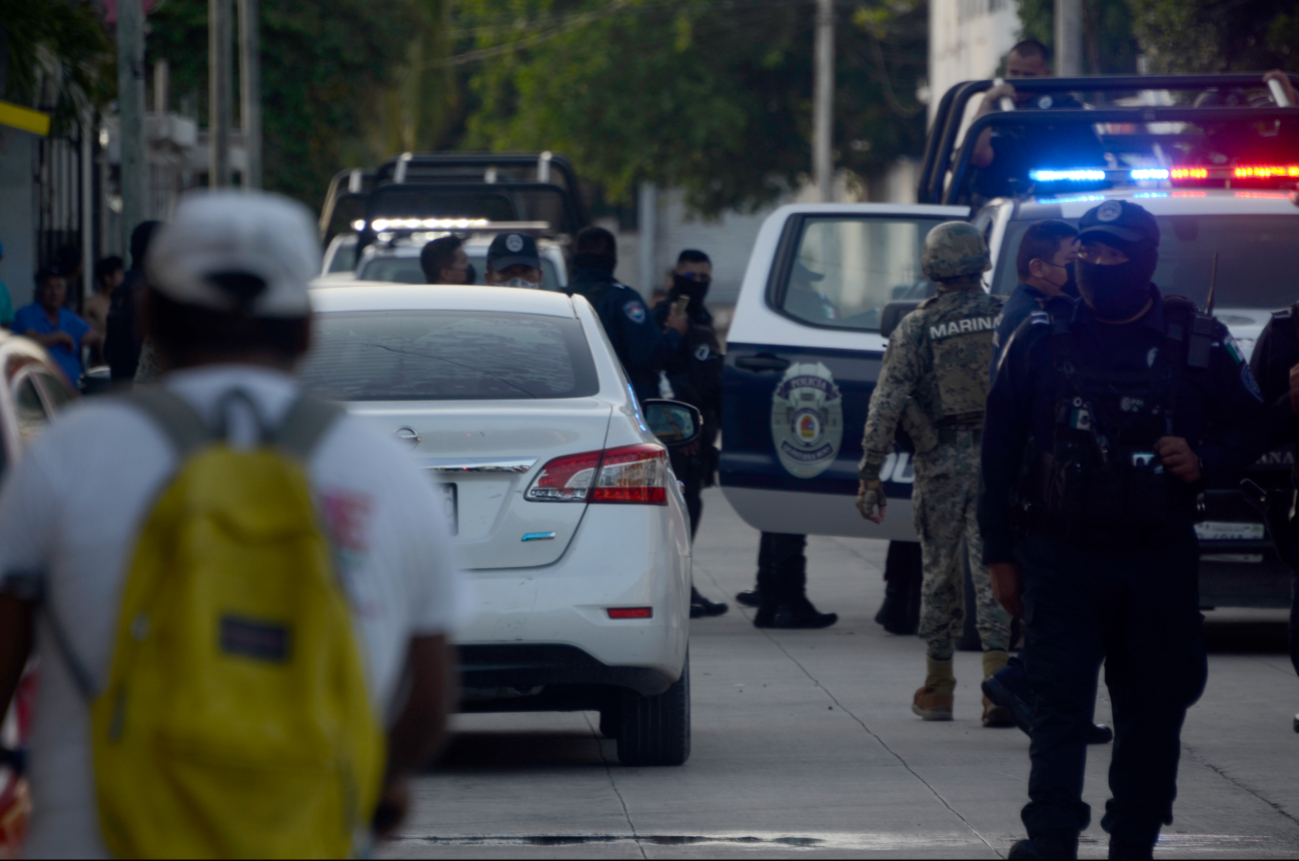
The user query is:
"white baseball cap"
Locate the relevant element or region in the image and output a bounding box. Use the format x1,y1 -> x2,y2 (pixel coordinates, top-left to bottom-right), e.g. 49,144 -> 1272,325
146,190 -> 321,318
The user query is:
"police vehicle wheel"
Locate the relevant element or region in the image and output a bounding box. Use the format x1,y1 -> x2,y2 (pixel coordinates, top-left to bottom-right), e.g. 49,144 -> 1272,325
616,655 -> 691,766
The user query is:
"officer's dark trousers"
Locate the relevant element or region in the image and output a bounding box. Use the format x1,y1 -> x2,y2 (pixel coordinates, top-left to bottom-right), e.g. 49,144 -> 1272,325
669,448 -> 704,540
1290,572 -> 1299,678
757,532 -> 807,607
1016,527 -> 1207,849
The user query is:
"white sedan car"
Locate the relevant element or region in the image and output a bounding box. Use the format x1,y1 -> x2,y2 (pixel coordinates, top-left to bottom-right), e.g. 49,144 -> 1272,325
301,282 -> 695,765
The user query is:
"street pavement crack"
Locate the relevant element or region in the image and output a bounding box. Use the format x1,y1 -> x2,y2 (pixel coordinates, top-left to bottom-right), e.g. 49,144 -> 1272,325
754,626 -> 1004,860
582,712 -> 648,860
1181,740 -> 1299,831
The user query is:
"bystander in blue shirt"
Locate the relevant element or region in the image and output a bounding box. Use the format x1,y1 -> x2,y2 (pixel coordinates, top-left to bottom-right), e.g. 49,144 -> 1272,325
13,302 -> 92,385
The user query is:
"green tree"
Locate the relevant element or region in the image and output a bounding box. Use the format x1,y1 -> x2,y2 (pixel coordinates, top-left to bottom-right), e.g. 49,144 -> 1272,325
1016,0 -> 1139,75
0,0 -> 113,135
1128,0 -> 1298,73
148,0 -> 420,205
457,0 -> 927,216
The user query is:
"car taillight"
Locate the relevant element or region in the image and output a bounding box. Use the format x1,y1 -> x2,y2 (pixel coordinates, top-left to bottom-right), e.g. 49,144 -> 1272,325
591,444 -> 668,505
525,450 -> 601,501
526,444 -> 668,505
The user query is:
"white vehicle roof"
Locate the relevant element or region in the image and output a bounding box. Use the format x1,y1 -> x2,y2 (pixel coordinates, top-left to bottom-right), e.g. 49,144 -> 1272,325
308,281 -> 579,317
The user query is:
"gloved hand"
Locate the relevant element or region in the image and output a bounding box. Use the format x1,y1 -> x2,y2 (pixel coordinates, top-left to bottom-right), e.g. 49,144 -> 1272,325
856,479 -> 887,523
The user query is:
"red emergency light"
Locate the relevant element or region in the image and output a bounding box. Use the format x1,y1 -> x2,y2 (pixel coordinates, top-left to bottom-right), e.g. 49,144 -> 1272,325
1233,165 -> 1299,179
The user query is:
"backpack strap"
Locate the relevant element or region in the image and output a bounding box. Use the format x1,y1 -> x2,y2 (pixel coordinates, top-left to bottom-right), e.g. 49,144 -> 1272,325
272,395 -> 346,462
127,386 -> 214,457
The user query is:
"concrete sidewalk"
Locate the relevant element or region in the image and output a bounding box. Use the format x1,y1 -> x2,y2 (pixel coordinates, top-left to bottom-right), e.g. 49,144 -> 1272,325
383,488 -> 1299,859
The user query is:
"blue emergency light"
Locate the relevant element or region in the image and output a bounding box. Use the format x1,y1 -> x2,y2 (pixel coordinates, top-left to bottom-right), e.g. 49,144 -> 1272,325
1028,169 -> 1106,182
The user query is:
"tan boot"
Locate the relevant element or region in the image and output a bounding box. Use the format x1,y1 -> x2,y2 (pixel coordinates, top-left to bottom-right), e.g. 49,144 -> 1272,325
913,657 -> 955,721
981,650 -> 1014,726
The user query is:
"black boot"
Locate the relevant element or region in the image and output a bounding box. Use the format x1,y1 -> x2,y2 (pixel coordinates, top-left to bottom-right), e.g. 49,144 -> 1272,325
1008,830 -> 1078,860
771,597 -> 838,629
876,541 -> 921,634
690,586 -> 728,618
735,588 -> 761,608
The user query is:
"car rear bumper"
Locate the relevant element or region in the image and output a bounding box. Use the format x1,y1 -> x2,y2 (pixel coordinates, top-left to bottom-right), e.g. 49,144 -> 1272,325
459,643 -> 676,702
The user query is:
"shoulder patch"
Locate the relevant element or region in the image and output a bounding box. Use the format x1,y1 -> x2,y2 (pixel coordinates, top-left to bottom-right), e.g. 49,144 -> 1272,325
1029,309 -> 1050,326
623,300 -> 647,324
694,344 -> 712,362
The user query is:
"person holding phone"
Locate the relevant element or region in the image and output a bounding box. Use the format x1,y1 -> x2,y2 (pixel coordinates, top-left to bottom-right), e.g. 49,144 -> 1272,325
654,250 -> 727,618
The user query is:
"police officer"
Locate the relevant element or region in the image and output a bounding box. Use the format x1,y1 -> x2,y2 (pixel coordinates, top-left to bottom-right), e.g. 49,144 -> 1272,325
486,232 -> 543,288
980,220 -> 1114,746
653,249 -> 728,619
980,200 -> 1274,860
567,226 -> 686,404
856,222 -> 1014,726
1246,300 -> 1299,732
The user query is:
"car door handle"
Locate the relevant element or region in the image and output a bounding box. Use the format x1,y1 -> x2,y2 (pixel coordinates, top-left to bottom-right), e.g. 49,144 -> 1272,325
735,354 -> 791,372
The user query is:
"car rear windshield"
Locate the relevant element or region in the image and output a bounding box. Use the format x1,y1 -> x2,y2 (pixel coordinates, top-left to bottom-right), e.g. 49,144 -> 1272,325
299,311 -> 600,400
773,216 -> 949,330
356,253 -> 562,291
992,215 -> 1299,310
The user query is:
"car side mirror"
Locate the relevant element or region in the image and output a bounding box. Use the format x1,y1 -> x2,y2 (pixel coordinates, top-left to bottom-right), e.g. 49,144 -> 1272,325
880,301 -> 922,339
641,399 -> 703,447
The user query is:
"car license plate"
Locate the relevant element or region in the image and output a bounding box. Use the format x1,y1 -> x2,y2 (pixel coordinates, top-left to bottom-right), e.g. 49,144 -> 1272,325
1194,521 -> 1264,541
443,483 -> 458,536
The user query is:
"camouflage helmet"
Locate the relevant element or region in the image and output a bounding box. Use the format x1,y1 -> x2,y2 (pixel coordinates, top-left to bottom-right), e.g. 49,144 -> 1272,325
920,221 -> 991,281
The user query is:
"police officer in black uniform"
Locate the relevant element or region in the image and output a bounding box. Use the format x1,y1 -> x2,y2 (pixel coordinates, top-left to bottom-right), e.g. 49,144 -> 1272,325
653,249 -> 728,618
567,226 -> 686,404
1246,302 -> 1299,732
979,200 -> 1280,860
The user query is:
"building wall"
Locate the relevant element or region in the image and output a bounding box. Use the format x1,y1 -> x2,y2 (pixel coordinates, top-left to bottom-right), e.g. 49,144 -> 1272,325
0,130 -> 37,311
929,0 -> 1021,126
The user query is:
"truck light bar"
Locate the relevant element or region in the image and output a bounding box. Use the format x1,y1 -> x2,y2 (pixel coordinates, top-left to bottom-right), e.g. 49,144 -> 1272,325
1026,164 -> 1299,188
1029,169 -> 1106,182
1234,165 -> 1299,179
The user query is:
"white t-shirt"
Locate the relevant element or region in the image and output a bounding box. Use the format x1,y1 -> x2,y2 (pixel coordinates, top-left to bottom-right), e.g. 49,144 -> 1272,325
0,366 -> 469,859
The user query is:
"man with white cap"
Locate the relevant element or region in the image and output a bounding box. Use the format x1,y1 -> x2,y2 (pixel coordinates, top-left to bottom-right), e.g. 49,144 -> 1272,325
0,191 -> 466,857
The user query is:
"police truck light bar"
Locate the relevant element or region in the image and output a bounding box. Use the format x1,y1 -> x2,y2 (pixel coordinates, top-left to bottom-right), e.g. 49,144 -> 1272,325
1029,169 -> 1106,182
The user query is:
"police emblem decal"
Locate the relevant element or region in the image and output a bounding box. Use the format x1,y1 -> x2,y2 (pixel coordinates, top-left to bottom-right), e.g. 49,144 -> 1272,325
1097,201 -> 1123,222
624,301 -> 646,324
1037,95 -> 1054,109
771,362 -> 844,479
506,234 -> 525,253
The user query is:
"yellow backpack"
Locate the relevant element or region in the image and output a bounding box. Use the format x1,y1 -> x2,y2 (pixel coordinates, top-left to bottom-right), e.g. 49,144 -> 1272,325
53,388 -> 384,859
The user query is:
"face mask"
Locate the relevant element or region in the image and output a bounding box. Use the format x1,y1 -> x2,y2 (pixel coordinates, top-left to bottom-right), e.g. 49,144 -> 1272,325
502,277 -> 542,289
1076,258 -> 1152,320
1041,261 -> 1078,297
671,273 -> 710,306
463,263 -> 477,284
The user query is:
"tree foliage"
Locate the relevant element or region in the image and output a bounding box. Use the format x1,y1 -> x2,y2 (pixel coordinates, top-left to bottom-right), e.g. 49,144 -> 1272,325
458,0 -> 928,216
1016,0 -> 1139,75
1127,0 -> 1299,74
0,0 -> 113,135
148,0 -> 420,205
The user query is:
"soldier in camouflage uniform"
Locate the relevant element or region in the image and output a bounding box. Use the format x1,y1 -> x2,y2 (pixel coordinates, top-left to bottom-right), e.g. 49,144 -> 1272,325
855,222 -> 1014,726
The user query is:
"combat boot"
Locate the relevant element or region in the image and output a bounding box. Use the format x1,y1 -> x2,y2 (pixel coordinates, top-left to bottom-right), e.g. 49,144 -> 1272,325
1007,830 -> 1078,860
912,656 -> 955,720
981,650 -> 1015,727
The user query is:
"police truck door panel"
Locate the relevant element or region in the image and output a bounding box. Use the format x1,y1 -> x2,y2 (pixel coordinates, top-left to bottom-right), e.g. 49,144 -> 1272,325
722,204 -> 969,539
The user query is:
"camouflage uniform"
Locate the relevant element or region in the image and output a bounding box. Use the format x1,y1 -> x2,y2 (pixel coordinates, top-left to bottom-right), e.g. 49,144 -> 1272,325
858,262 -> 1012,663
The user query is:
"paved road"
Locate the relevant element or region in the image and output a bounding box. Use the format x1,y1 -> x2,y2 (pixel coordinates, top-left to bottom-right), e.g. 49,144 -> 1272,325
383,488 -> 1299,859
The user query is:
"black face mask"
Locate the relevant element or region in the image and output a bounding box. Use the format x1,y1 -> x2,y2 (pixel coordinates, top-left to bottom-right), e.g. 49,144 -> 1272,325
1076,258 -> 1152,320
671,273 -> 710,307
573,253 -> 616,274
463,262 -> 477,284
1059,265 -> 1079,298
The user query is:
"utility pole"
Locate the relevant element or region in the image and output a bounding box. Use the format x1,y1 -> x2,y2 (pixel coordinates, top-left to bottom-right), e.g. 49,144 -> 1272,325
1054,0 -> 1083,77
117,0 -> 148,249
813,0 -> 834,203
238,0 -> 262,188
209,0 -> 233,187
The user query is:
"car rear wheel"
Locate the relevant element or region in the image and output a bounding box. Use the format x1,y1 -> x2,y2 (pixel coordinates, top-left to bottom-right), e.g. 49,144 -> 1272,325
616,655 -> 691,766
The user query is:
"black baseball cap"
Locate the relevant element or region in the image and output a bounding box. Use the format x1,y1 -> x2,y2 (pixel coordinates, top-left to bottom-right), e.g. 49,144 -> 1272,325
487,232 -> 541,270
1077,199 -> 1160,248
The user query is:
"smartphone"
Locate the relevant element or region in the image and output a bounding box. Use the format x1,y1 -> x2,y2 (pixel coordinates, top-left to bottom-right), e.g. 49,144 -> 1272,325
675,295 -> 690,314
